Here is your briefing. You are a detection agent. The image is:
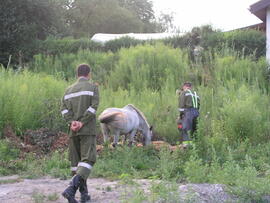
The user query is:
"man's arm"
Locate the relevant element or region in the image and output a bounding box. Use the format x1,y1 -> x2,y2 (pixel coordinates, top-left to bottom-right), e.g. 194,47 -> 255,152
61,93 -> 74,125
80,85 -> 99,125
178,91 -> 185,117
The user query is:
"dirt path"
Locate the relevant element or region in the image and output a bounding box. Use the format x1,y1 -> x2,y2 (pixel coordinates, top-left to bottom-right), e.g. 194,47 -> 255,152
0,175 -> 238,203
0,176 -> 126,203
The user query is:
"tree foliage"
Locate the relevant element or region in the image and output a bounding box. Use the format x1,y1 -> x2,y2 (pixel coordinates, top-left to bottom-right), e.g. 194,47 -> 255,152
66,0 -> 164,37
67,0 -> 145,37
0,0 -> 173,65
0,0 -> 66,66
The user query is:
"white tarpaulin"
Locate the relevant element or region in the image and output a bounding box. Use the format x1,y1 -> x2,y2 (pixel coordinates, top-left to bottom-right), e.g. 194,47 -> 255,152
91,33 -> 184,44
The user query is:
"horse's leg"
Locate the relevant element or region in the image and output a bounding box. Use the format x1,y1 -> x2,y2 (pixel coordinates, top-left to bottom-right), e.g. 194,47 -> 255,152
101,123 -> 110,146
123,133 -> 129,145
128,129 -> 137,146
112,129 -> 120,148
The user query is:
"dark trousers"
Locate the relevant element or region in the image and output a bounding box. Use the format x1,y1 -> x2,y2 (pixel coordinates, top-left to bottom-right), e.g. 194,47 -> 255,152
69,135 -> 96,180
181,108 -> 199,141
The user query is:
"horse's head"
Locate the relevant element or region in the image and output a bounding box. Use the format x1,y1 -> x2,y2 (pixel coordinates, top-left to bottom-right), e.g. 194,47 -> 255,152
144,125 -> 153,145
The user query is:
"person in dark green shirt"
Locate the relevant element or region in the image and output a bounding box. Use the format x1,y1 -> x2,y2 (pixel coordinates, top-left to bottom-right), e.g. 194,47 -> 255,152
178,82 -> 200,146
61,64 -> 99,203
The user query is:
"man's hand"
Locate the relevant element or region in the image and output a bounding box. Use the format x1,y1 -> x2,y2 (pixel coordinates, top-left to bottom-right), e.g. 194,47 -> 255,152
70,121 -> 83,132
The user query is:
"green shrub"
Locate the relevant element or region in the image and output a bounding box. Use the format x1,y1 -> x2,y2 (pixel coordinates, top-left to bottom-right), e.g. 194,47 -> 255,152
164,28 -> 266,61
219,85 -> 270,143
0,68 -> 67,132
231,166 -> 270,202
0,139 -> 23,175
30,50 -> 117,82
148,181 -> 179,203
104,36 -> 144,52
108,43 -> 189,91
92,146 -> 159,178
41,150 -> 70,179
223,29 -> 266,59
184,155 -> 209,183
0,139 -> 20,162
37,37 -> 103,56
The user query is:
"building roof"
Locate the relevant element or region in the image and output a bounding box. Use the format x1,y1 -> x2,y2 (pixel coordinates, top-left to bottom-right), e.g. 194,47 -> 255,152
91,33 -> 184,44
236,22 -> 266,32
250,0 -> 270,21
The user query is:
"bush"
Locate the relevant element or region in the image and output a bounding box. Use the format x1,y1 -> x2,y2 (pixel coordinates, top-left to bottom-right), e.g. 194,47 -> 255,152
184,155 -> 209,183
0,139 -> 21,175
41,150 -> 70,179
220,85 -> 270,143
0,139 -> 20,162
208,158 -> 270,202
223,29 -> 266,59
0,68 -> 67,133
30,50 -> 117,83
92,146 -> 159,178
37,37 -> 103,56
104,36 -> 145,52
164,28 -> 266,62
108,43 -> 189,91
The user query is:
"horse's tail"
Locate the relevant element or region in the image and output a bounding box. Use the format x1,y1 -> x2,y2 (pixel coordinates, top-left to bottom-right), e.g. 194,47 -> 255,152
98,112 -> 121,124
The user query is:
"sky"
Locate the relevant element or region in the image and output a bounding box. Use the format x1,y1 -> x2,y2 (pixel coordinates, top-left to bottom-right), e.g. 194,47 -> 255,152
153,0 -> 262,32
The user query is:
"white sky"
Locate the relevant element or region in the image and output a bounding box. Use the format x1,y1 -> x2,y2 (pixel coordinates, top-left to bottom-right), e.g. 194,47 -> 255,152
153,0 -> 262,32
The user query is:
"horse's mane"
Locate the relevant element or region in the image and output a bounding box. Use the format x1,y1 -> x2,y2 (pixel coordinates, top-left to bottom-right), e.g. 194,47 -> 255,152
126,104 -> 150,128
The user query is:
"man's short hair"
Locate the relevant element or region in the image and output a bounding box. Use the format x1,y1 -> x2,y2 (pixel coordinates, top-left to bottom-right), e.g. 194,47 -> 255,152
77,64 -> 91,77
183,81 -> 192,87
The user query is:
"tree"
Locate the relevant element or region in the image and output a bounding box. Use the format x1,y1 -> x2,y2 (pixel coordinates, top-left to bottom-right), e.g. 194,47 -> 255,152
66,0 -> 174,37
66,0 -> 148,37
118,0 -> 174,33
154,12 -> 175,32
0,0 -> 67,66
118,0 -> 155,23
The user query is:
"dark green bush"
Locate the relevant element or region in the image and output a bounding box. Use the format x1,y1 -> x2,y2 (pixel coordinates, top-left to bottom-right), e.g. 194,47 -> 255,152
37,37 -> 103,55
104,36 -> 145,52
164,28 -> 266,60
223,29 -> 266,59
0,139 -> 20,162
107,43 -> 189,91
30,50 -> 117,83
0,68 -> 67,132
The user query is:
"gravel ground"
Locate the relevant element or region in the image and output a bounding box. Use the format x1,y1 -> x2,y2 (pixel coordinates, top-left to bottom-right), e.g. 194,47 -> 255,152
0,176 -> 240,203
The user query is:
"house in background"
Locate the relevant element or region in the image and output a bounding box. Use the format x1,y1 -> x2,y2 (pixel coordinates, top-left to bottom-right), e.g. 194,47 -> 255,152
250,0 -> 270,62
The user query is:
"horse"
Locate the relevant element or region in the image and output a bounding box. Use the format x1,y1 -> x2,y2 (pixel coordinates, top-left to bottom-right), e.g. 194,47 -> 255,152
98,104 -> 153,147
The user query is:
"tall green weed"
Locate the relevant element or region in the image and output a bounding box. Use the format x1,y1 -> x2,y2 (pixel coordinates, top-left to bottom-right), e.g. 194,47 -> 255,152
0,69 -> 66,132
108,43 -> 189,91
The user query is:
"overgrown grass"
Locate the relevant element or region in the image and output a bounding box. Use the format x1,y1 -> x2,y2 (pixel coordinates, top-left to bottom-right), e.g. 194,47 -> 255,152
29,50 -> 116,83
0,69 -> 67,133
1,140 -> 269,201
93,145 -> 270,201
1,43 -> 270,201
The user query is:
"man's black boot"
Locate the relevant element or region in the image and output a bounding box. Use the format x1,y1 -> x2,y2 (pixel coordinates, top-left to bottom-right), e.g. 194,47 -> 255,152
62,174 -> 83,203
79,179 -> 91,203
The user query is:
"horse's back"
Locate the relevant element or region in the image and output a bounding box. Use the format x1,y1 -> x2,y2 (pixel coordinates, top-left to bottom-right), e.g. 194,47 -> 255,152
99,106 -> 140,132
100,107 -> 122,115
